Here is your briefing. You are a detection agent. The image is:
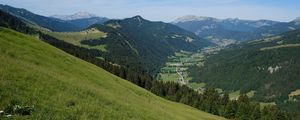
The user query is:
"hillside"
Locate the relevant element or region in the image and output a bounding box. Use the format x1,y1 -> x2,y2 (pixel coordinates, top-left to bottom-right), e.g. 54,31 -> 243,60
0,27 -> 225,120
189,30 -> 300,112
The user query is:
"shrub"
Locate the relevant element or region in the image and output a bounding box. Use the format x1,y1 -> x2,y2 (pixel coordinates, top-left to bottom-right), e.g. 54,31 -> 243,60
4,100 -> 34,116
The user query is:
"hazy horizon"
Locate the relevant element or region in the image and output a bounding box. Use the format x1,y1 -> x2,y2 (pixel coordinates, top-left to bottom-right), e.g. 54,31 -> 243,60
1,0 -> 300,22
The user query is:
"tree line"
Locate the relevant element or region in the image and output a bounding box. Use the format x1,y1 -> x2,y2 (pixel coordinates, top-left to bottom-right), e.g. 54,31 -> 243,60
39,33 -> 292,120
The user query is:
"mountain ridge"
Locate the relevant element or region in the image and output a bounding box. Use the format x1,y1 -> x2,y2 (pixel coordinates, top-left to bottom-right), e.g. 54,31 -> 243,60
0,4 -> 81,31
50,12 -> 99,20
173,15 -> 280,29
173,15 -> 300,46
0,5 -> 109,31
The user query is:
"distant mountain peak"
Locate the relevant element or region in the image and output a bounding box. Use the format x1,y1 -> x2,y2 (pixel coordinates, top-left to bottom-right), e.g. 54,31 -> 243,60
128,15 -> 146,26
294,17 -> 300,21
132,15 -> 143,19
51,12 -> 98,20
224,18 -> 242,22
74,12 -> 96,17
293,17 -> 300,25
132,15 -> 146,21
173,15 -> 217,23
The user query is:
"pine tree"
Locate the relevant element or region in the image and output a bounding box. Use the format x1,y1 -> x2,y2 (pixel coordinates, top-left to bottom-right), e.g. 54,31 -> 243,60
236,102 -> 250,120
201,87 -> 220,115
221,92 -> 230,106
224,100 -> 238,119
250,103 -> 261,120
237,94 -> 250,104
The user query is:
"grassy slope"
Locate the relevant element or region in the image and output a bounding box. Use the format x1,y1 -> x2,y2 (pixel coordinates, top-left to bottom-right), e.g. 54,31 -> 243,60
43,28 -> 108,52
0,27 -> 225,120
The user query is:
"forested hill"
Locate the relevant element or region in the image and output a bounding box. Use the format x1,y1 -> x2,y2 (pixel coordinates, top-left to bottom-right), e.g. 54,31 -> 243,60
189,30 -> 300,113
105,15 -> 212,51
0,9 -> 36,34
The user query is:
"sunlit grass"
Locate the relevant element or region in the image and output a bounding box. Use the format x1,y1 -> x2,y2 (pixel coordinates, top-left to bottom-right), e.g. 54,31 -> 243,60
260,44 -> 300,51
289,89 -> 300,97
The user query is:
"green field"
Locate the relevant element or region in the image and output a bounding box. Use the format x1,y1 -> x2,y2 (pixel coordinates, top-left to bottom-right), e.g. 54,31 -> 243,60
260,43 -> 300,51
229,90 -> 256,100
44,28 -> 108,52
157,73 -> 180,82
187,82 -> 206,93
259,102 -> 276,109
290,89 -> 300,96
247,90 -> 256,98
289,89 -> 300,97
188,82 -> 206,89
0,27 -> 225,120
229,90 -> 240,100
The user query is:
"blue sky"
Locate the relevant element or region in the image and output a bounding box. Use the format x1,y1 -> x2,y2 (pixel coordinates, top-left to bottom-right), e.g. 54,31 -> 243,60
1,0 -> 299,22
